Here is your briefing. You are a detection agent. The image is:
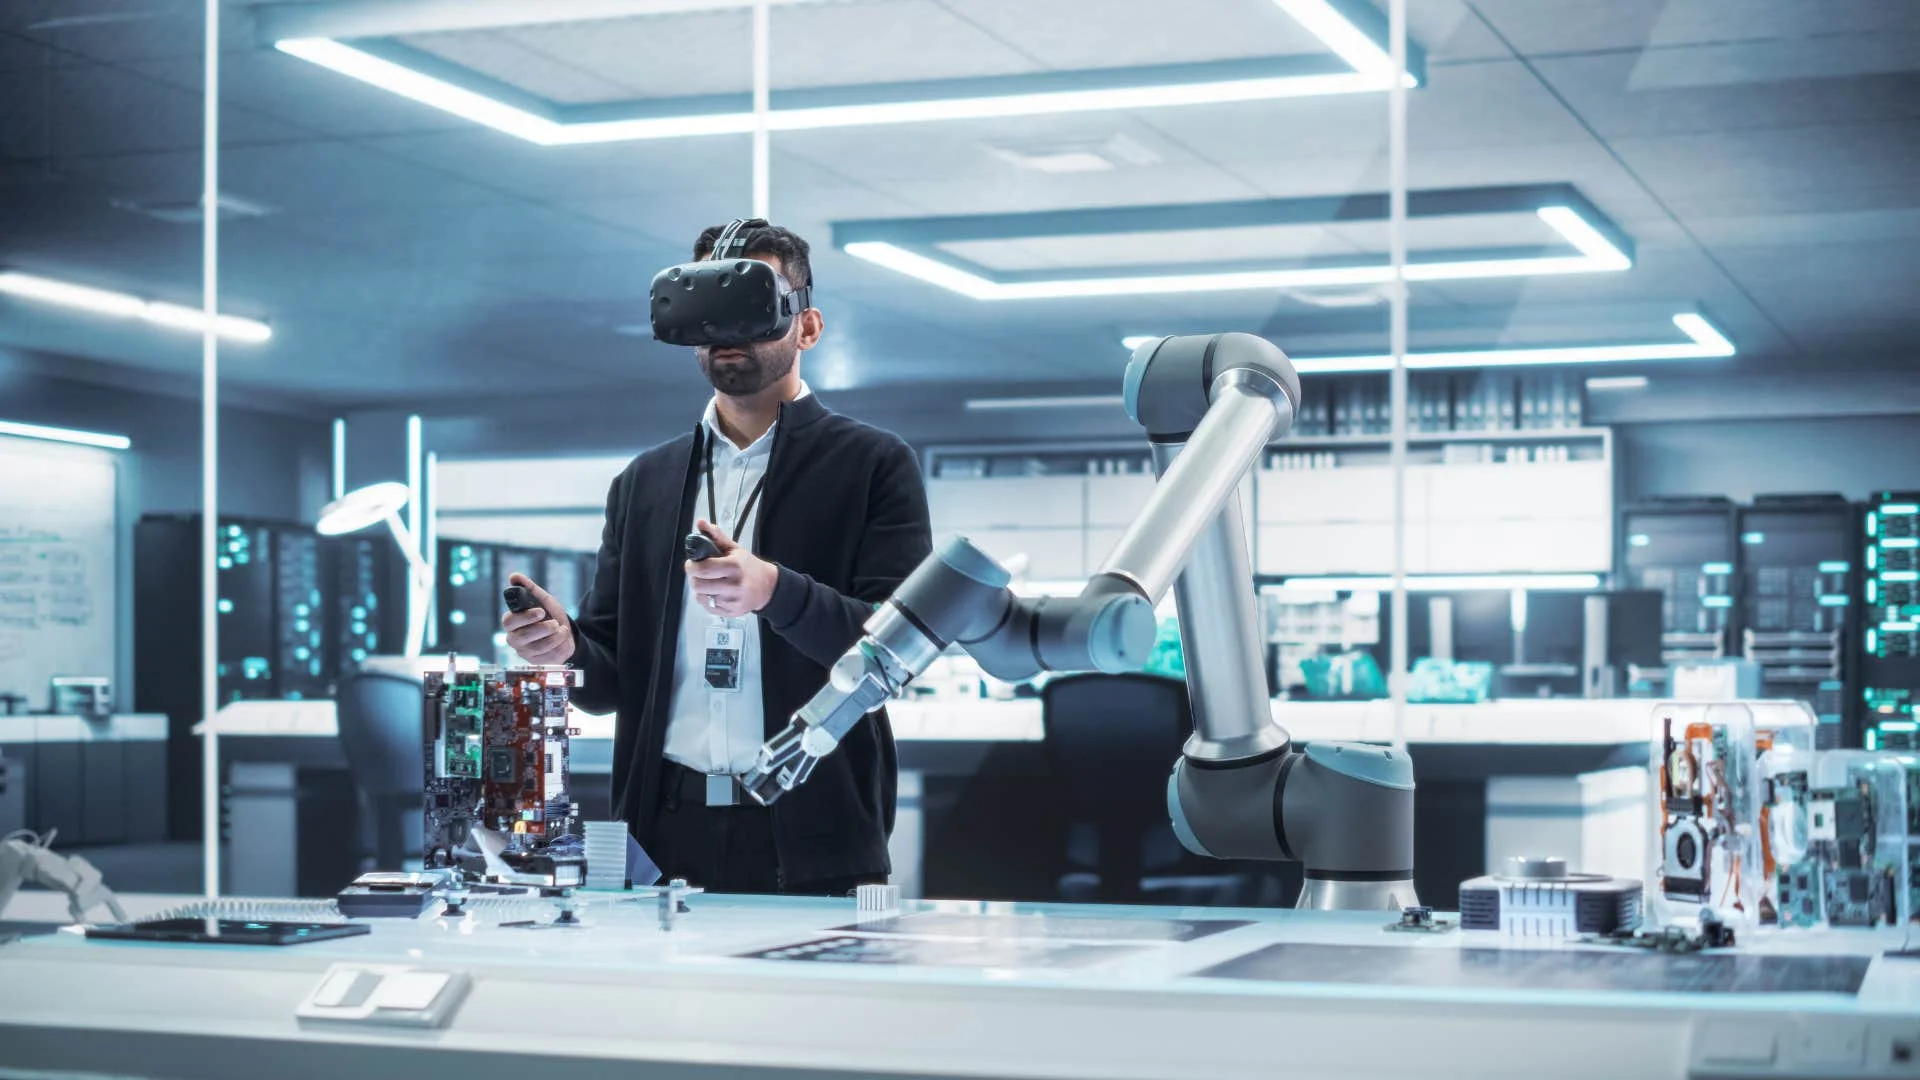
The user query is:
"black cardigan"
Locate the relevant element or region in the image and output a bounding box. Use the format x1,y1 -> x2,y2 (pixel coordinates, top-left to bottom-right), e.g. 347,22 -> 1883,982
567,393 -> 932,886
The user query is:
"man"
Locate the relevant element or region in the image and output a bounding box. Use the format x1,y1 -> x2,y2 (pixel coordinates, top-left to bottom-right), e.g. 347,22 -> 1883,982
501,222 -> 932,896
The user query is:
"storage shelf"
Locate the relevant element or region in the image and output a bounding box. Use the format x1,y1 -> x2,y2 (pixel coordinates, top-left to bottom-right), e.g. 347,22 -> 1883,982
1273,427 -> 1609,448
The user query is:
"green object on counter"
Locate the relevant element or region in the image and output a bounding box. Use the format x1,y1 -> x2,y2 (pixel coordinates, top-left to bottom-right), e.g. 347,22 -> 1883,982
1143,616 -> 1185,679
1406,658 -> 1494,703
1299,651 -> 1386,700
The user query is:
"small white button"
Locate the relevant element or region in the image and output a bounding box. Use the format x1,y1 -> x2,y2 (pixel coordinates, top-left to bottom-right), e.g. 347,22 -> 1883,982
312,969 -> 365,1008
372,972 -> 451,1012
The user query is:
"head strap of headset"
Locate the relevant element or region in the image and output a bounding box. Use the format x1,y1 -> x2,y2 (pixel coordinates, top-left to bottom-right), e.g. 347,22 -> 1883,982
710,218 -> 812,316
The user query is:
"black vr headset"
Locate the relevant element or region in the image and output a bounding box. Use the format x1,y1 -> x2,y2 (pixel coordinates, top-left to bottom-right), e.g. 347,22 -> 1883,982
649,218 -> 813,347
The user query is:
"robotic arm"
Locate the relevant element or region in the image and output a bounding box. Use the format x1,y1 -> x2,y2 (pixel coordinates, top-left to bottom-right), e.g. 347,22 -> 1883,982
0,831 -> 130,926
740,333 -> 1417,911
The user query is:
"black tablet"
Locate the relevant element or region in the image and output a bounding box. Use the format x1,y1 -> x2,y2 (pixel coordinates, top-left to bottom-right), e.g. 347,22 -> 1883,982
86,918 -> 372,946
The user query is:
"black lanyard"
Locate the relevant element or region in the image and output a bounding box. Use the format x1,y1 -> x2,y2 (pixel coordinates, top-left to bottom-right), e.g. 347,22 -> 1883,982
705,434 -> 769,543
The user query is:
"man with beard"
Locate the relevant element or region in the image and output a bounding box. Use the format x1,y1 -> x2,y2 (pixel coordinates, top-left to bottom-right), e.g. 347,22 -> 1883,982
501,222 -> 931,896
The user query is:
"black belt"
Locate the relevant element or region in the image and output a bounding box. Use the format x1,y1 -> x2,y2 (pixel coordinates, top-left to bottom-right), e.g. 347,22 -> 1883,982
663,762 -> 754,808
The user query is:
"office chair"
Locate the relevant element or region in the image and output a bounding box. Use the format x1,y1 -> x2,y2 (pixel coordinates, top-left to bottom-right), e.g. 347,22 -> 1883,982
1041,673 -> 1251,905
334,660 -> 425,872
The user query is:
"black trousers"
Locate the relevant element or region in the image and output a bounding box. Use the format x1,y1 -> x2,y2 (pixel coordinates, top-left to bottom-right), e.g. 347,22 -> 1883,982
647,764 -> 879,897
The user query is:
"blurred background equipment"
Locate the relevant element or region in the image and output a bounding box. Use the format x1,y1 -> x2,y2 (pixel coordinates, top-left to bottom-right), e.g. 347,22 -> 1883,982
1862,492 -> 1920,752
315,482 -> 433,659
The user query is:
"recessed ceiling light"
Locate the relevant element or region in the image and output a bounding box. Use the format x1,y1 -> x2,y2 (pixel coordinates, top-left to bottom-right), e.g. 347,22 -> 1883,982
1585,375 -> 1650,391
109,192 -> 276,225
988,133 -> 1163,175
1284,286 -> 1387,308
0,270 -> 271,344
275,0 -> 1419,144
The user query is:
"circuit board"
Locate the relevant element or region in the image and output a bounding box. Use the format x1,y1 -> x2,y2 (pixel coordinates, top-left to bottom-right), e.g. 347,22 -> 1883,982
422,662 -> 584,885
1770,753 -> 1907,928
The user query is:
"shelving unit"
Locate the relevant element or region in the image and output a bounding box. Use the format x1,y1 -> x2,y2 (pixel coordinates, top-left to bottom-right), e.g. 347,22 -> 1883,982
925,427 -> 1612,582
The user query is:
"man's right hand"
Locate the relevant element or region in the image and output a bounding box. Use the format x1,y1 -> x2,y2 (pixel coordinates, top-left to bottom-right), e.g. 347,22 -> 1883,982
501,573 -> 575,664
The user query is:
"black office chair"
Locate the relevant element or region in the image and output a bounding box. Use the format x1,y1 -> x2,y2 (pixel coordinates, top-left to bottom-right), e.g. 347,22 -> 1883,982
1041,672 -> 1251,906
334,661 -> 426,872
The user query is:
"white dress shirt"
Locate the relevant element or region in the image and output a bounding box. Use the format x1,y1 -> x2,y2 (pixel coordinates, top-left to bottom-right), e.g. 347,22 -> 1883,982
662,382 -> 811,774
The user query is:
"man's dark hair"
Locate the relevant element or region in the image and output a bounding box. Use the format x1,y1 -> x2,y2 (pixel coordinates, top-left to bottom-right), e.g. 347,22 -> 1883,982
693,222 -> 813,292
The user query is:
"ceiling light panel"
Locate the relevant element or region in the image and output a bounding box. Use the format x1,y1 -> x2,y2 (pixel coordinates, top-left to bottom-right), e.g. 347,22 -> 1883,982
0,270 -> 272,344
0,420 -> 133,451
1111,312 -> 1733,373
272,0 -> 1424,144
837,184 -> 1634,300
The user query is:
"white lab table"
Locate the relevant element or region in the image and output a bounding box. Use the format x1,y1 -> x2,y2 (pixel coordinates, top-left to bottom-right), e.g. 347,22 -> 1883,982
0,713 -> 168,843
1,888 -> 1915,1080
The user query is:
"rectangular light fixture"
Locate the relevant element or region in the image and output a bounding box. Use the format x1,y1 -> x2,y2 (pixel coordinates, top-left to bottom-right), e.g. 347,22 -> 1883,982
973,314 -> 1727,410
0,270 -> 271,344
1276,573 -> 1603,592
1105,313 -> 1732,376
0,419 -> 132,450
964,395 -> 1127,411
275,1 -> 1418,145
846,204 -> 1630,299
1585,375 -> 1649,391
1272,0 -> 1409,85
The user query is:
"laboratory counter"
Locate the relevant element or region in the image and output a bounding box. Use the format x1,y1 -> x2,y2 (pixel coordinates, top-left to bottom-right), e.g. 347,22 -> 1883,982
0,889 -> 1915,1080
195,696 -> 1666,903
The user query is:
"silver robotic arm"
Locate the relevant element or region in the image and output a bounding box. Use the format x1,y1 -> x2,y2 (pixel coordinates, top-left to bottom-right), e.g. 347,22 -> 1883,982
741,333 -> 1417,911
0,831 -> 130,926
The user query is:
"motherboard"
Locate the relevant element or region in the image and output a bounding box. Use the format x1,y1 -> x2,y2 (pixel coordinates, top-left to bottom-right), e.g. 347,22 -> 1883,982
1768,751 -> 1911,928
422,662 -> 585,886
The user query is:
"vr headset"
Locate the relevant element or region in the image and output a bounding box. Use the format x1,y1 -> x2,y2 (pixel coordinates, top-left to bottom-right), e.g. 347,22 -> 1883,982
649,218 -> 813,347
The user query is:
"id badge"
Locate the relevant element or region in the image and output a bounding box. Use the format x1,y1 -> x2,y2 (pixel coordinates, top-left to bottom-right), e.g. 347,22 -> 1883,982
704,623 -> 743,693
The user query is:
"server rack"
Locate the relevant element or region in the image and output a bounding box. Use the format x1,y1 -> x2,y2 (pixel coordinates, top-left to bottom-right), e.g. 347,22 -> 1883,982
436,538 -> 507,661
1862,491 -> 1920,750
273,530 -> 329,701
1620,497 -> 1740,679
434,540 -> 599,664
329,533 -> 408,677
1736,494 -> 1855,747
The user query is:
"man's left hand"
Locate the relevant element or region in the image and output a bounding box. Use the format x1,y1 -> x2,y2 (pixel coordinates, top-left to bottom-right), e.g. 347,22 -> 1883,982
686,519 -> 780,618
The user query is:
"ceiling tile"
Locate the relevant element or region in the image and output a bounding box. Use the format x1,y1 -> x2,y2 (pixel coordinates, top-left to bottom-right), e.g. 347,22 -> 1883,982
1609,119 -> 1920,202
930,0 -> 1329,69
1470,0 -> 1920,56
1536,37 -> 1920,138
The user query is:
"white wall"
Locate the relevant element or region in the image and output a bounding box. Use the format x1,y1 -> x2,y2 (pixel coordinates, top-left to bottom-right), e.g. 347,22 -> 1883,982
432,455 -> 628,552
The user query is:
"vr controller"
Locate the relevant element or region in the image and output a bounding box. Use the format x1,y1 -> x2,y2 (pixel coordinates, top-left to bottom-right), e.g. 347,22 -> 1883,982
650,218 -> 813,348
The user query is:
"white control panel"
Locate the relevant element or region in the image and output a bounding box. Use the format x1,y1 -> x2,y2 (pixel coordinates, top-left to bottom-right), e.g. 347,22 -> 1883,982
296,964 -> 470,1029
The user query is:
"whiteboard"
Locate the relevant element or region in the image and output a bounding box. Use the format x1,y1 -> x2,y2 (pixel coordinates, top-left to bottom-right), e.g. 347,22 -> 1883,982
0,436 -> 118,702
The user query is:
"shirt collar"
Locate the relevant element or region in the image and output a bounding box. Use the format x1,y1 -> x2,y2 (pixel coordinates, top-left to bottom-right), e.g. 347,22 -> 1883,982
702,381 -> 812,459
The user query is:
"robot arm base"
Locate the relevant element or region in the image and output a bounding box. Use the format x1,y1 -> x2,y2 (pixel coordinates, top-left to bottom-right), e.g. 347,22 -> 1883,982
1167,741 -> 1418,912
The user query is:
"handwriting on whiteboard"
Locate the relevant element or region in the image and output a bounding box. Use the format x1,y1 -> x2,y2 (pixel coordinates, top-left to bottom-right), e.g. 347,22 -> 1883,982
0,525 -> 97,630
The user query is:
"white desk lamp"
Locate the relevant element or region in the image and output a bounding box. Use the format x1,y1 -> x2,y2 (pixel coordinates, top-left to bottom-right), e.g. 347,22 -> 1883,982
316,481 -> 433,658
